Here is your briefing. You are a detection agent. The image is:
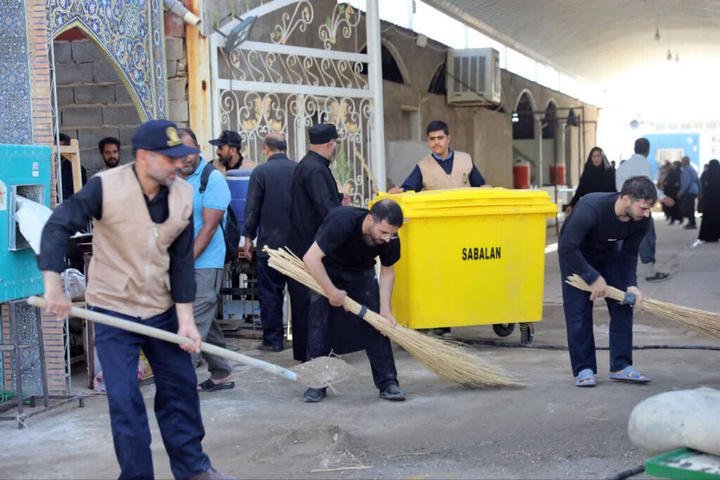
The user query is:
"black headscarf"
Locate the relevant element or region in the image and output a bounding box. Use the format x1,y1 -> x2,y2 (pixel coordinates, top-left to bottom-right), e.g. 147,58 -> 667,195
567,147 -> 616,209
707,159 -> 720,185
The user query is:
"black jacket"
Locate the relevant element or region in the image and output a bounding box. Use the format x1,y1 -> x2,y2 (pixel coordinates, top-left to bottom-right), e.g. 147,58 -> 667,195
288,151 -> 343,258
567,162 -> 616,209
242,153 -> 297,257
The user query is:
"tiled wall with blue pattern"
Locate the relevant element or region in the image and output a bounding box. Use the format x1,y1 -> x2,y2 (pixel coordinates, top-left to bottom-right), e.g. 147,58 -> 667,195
0,0 -> 34,145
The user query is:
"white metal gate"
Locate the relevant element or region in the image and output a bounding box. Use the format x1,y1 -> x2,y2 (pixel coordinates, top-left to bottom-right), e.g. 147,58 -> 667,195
210,0 -> 383,205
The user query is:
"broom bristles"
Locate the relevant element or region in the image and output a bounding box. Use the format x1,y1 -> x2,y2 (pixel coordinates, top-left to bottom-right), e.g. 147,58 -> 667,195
266,247 -> 520,388
566,274 -> 720,342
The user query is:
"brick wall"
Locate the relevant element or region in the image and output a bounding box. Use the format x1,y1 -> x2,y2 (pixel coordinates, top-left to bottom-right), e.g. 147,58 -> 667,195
54,20 -> 189,175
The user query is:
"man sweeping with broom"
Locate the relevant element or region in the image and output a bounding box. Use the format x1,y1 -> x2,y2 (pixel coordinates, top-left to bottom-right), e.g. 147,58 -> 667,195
38,120 -> 230,480
559,176 -> 656,387
302,199 -> 406,403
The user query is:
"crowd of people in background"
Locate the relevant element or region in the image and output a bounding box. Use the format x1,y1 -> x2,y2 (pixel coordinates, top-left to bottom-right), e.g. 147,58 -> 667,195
566,142 -> 720,279
657,157 -> 720,245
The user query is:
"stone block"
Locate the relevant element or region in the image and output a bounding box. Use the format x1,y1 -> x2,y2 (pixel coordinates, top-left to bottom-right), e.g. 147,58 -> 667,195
165,37 -> 185,61
59,129 -> 78,141
78,127 -> 120,150
168,101 -> 189,123
71,40 -> 107,63
166,59 -> 178,78
117,127 -> 137,148
81,150 -> 104,173
93,62 -> 120,83
102,106 -> 142,126
53,41 -> 72,64
164,14 -> 186,38
62,107 -> 102,127
176,59 -> 187,76
56,63 -> 94,85
74,85 -> 116,104
167,78 -> 187,101
56,87 -> 74,106
114,84 -> 134,103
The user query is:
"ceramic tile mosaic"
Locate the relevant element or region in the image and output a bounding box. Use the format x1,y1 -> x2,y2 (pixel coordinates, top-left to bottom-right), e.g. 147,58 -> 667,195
48,0 -> 168,120
1,303 -> 43,398
0,0 -> 34,145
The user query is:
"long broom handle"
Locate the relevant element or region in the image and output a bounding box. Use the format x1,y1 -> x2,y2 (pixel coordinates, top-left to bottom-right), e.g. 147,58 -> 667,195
27,296 -> 299,383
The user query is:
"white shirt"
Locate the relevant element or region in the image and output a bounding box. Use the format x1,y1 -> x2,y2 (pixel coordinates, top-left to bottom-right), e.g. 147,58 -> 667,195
615,153 -> 665,200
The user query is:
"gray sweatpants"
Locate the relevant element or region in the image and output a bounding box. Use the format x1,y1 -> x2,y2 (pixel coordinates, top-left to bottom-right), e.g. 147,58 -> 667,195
191,268 -> 232,378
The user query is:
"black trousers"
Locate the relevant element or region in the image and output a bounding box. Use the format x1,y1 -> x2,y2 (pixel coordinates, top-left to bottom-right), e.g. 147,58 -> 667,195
93,306 -> 211,479
682,193 -> 697,226
559,253 -> 634,377
288,279 -> 310,361
256,256 -> 288,348
306,268 -> 398,391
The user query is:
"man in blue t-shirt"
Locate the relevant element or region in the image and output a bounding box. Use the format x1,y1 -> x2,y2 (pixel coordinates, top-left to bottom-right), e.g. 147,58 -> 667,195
179,128 -> 234,392
558,176 -> 655,388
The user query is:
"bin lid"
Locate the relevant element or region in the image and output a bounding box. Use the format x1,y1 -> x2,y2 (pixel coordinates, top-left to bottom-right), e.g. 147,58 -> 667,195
373,188 -> 557,218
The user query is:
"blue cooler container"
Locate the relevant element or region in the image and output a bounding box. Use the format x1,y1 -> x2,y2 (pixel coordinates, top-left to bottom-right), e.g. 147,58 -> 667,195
226,169 -> 253,232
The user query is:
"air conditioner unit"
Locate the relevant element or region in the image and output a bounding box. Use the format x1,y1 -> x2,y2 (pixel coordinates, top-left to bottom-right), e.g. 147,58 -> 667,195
446,48 -> 501,105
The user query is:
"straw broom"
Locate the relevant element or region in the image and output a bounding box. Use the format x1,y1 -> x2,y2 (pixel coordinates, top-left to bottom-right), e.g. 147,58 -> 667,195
566,274 -> 720,341
266,247 -> 520,388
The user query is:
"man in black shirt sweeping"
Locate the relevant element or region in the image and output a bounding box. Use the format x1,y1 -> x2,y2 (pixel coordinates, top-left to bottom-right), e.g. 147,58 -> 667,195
559,176 -> 656,388
302,199 -> 405,403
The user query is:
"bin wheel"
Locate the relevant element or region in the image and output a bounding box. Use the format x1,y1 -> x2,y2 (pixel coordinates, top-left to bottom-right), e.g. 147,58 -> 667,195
520,323 -> 534,345
492,323 -> 516,337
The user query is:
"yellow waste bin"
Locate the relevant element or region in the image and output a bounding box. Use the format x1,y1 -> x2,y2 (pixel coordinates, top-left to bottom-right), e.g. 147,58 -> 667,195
372,188 -> 556,342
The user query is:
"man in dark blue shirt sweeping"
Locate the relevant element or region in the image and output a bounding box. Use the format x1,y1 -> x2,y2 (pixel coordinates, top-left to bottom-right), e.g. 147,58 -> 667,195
559,176 -> 656,387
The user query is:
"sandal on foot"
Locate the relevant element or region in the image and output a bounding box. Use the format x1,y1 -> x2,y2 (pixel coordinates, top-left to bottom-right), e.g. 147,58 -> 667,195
608,366 -> 651,384
575,369 -> 596,387
198,378 -> 235,392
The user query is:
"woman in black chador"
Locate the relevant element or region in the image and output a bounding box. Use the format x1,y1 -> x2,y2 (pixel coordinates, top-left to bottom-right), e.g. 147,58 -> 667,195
565,147 -> 616,215
698,159 -> 720,243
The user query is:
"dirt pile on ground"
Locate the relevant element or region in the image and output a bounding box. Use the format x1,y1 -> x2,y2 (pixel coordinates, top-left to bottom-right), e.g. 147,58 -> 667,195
252,423 -> 368,471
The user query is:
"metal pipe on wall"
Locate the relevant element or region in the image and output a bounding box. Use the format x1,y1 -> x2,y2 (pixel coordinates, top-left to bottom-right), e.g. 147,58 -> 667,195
366,0 -> 387,191
163,0 -> 201,27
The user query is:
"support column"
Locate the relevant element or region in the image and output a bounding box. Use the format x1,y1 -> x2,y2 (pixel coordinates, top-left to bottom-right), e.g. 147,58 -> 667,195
187,0 -> 213,160
536,118 -> 543,187
366,0 -> 387,191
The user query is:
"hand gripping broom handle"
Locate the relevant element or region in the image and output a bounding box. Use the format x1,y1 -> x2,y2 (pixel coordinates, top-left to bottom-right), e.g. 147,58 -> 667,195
27,296 -> 299,383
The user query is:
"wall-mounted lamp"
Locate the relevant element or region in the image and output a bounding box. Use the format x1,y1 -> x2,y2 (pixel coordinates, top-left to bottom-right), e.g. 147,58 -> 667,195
667,49 -> 673,61
215,16 -> 257,55
512,111 -> 519,123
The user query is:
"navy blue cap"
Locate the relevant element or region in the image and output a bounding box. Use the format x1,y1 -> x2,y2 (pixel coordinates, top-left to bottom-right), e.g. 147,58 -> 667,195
309,123 -> 338,145
209,130 -> 242,147
131,119 -> 200,157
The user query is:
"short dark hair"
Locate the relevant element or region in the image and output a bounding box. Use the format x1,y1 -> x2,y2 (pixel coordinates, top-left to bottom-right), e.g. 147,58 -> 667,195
370,199 -> 404,227
58,133 -> 71,146
426,120 -> 449,136
98,137 -> 121,153
178,128 -> 199,147
634,138 -> 650,155
264,136 -> 287,152
620,176 -> 657,203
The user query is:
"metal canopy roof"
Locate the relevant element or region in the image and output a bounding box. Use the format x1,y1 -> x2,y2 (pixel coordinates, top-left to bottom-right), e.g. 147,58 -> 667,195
424,0 -> 720,88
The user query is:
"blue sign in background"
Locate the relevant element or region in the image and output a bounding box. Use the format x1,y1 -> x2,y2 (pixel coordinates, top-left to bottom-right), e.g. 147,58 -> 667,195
642,133 -> 700,180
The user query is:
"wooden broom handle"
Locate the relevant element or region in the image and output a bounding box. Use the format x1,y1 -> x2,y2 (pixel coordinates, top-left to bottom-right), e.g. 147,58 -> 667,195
27,296 -> 298,382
